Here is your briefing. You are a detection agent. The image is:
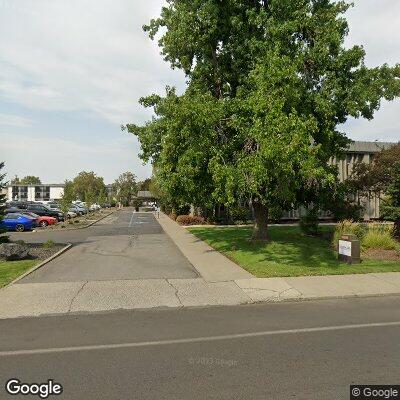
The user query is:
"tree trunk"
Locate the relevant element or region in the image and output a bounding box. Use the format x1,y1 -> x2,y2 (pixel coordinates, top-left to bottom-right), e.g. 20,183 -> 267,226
251,200 -> 269,242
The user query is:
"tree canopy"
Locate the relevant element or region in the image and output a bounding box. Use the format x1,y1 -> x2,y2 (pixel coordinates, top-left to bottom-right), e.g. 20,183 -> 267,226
113,172 -> 137,206
72,171 -> 106,202
127,0 -> 400,240
20,176 -> 41,185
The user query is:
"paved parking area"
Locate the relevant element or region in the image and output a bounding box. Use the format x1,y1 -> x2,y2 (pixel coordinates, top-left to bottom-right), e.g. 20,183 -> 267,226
18,211 -> 198,283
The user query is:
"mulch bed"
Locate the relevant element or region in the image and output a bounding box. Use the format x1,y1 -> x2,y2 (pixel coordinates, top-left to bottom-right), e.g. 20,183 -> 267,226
362,249 -> 400,262
21,243 -> 66,261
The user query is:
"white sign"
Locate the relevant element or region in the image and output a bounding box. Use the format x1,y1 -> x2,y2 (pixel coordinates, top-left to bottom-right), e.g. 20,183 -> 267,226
338,240 -> 352,257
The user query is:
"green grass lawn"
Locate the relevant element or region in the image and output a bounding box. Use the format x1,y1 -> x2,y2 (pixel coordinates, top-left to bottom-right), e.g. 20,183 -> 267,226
0,260 -> 37,288
188,226 -> 400,278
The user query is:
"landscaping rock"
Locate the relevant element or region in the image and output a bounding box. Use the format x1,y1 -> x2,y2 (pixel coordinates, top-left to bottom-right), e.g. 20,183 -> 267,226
0,243 -> 30,261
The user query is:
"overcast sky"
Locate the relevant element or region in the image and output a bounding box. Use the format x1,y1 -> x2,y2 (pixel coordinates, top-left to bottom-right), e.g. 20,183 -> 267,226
0,0 -> 399,184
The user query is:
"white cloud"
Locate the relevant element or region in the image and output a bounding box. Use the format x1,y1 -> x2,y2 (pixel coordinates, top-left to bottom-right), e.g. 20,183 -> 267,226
0,0 -> 185,124
0,131 -> 150,183
0,113 -> 33,128
343,0 -> 400,142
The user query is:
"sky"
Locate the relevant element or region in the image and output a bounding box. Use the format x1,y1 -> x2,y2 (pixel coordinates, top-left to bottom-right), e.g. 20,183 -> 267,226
0,0 -> 399,184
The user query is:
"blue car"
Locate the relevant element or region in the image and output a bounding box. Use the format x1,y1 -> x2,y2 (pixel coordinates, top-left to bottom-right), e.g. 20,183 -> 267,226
1,213 -> 37,232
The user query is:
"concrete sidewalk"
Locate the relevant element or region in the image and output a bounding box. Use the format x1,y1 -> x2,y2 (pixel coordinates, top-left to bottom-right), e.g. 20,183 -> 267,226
157,212 -> 253,282
2,273 -> 400,319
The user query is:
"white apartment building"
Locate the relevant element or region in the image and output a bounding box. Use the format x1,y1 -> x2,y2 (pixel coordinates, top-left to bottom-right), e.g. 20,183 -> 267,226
6,183 -> 114,202
7,184 -> 65,202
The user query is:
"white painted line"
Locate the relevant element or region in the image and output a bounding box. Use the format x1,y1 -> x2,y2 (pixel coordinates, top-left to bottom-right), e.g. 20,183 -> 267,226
128,212 -> 135,228
1,321 -> 399,357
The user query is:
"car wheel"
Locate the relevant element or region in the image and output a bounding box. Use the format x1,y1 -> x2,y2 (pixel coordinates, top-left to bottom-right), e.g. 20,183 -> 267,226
15,224 -> 25,232
40,220 -> 49,227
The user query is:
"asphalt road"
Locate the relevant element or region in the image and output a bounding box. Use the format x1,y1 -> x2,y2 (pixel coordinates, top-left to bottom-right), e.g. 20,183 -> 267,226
1,296 -> 400,399
18,211 -> 198,282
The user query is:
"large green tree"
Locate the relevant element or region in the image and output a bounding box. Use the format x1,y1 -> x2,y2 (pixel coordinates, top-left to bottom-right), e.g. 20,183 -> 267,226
127,0 -> 400,241
113,172 -> 137,206
72,171 -> 106,202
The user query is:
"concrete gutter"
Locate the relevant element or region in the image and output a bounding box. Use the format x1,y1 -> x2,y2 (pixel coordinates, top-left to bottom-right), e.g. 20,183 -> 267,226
1,243 -> 72,290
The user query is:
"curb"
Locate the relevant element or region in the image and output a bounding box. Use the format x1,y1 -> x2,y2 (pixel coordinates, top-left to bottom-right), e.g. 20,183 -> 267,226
1,243 -> 73,289
34,211 -> 114,232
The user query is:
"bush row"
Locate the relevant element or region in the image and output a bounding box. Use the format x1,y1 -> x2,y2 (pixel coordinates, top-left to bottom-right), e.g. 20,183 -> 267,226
333,220 -> 400,252
173,215 -> 206,226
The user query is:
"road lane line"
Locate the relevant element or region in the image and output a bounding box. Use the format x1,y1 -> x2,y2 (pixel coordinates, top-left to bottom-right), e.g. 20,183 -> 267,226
1,321 -> 400,357
128,211 -> 135,228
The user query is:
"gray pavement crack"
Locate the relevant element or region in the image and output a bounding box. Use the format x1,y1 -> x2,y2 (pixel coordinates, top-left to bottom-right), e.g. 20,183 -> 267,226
166,280 -> 184,308
68,281 -> 89,313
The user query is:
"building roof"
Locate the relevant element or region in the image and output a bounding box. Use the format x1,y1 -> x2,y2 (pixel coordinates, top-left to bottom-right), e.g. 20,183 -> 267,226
347,141 -> 396,154
7,183 -> 65,188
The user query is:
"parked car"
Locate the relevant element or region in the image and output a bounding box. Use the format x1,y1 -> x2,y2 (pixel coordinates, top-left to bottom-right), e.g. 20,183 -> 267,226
47,203 -> 61,211
69,205 -> 84,216
101,203 -> 111,209
1,213 -> 37,232
66,210 -> 78,219
89,203 -> 101,211
73,204 -> 88,214
26,203 -> 64,221
20,211 -> 57,228
6,201 -> 29,209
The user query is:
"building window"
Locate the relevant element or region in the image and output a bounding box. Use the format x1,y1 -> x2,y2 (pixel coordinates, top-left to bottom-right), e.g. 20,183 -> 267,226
12,186 -> 28,200
35,186 -> 50,201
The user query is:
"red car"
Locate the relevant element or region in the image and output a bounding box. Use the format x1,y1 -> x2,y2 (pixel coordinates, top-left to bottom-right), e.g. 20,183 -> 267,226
21,211 -> 58,228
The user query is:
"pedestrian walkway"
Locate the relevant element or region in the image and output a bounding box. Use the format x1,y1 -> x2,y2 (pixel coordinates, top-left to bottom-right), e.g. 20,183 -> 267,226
157,213 -> 253,282
2,272 -> 400,319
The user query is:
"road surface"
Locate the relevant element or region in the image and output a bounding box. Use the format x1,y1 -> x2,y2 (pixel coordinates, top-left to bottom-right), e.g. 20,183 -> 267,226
1,296 -> 400,399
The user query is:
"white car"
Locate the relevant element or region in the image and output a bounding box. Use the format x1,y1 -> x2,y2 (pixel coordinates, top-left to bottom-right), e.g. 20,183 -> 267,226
89,203 -> 101,211
67,211 -> 78,219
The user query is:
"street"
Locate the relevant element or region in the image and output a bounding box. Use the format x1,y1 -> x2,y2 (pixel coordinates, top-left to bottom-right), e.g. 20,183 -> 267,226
1,296 -> 400,399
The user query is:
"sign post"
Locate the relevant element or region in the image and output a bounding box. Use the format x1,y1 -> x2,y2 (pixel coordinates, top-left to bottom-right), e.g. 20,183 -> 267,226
338,234 -> 361,264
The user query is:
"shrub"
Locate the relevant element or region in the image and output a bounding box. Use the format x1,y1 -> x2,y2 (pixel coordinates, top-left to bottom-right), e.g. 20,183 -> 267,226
333,220 -> 397,251
362,231 -> 397,250
176,215 -> 205,226
299,208 -> 319,236
381,205 -> 400,221
42,240 -> 55,249
229,206 -> 250,224
174,205 -> 191,216
74,220 -> 80,224
333,220 -> 367,248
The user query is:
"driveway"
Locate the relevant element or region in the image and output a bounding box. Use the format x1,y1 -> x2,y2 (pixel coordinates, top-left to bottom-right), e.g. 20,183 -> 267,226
18,211 -> 198,283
